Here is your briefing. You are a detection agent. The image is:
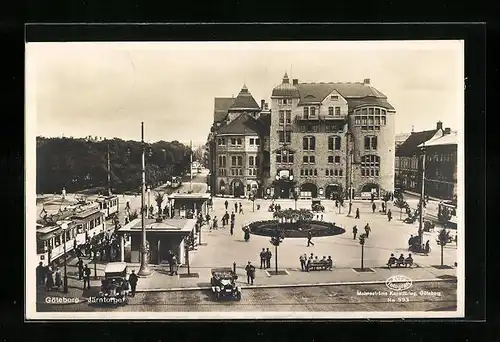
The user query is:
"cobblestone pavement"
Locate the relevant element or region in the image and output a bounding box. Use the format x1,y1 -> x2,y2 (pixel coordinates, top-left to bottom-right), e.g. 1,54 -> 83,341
36,280 -> 457,312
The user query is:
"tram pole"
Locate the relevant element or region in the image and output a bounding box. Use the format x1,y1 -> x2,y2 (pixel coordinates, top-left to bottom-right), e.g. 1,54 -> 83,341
63,228 -> 68,293
138,122 -> 151,277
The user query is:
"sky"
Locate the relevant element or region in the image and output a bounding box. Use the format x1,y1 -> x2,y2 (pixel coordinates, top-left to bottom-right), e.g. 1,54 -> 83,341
26,41 -> 464,145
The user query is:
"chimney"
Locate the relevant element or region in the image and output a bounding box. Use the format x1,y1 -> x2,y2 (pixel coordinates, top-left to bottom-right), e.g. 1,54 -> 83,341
444,127 -> 451,135
436,121 -> 443,130
261,99 -> 265,110
363,78 -> 370,85
293,79 -> 298,85
264,102 -> 269,110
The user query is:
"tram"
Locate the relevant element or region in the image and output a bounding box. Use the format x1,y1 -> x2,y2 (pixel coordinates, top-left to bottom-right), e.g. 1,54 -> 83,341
171,176 -> 182,189
94,195 -> 119,220
36,208 -> 106,266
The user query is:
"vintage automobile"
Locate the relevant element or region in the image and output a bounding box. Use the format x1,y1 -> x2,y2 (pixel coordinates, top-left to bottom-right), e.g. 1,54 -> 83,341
93,262 -> 129,306
311,199 -> 325,212
210,267 -> 241,301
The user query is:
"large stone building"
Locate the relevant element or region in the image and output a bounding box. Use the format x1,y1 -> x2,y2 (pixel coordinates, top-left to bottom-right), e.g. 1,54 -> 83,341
209,85 -> 270,197
394,121 -> 447,194
418,130 -> 458,201
267,73 -> 396,199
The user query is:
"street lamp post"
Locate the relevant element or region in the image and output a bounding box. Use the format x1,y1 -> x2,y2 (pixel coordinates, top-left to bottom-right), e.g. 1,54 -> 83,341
418,143 -> 427,251
62,227 -> 68,293
138,122 -> 151,277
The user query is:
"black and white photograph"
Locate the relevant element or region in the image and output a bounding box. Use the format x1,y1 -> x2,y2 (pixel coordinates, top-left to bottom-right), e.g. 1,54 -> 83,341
25,40 -> 464,319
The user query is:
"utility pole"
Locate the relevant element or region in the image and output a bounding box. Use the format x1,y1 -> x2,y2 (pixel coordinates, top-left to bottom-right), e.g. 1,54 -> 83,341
107,143 -> 111,196
63,227 -> 68,293
418,142 -> 426,251
138,122 -> 151,277
190,140 -> 193,192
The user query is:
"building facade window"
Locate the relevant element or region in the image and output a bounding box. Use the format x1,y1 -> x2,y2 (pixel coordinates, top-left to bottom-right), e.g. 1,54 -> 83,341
217,138 -> 226,146
285,131 -> 291,143
328,107 -> 334,116
353,107 -> 387,131
303,136 -> 316,151
237,156 -> 243,166
331,95 -> 338,101
278,130 -> 285,143
328,136 -> 341,151
364,136 -> 378,150
285,110 -> 291,124
361,155 -> 380,177
275,151 -> 294,164
249,156 -> 254,167
218,155 -> 227,167
279,110 -> 284,125
249,138 -> 260,146
310,107 -> 316,116
231,156 -> 237,166
302,155 -> 315,164
303,107 -> 309,118
230,138 -> 243,146
335,107 -> 341,116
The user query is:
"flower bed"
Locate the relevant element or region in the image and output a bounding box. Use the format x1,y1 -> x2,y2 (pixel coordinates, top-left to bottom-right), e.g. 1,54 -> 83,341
247,220 -> 345,238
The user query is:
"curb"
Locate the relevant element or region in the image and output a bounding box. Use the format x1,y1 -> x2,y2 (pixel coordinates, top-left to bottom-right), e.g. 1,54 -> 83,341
136,277 -> 456,293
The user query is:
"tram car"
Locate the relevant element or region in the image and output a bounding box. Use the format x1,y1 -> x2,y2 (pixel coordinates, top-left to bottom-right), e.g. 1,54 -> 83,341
94,195 -> 119,220
36,208 -> 106,266
171,176 -> 182,189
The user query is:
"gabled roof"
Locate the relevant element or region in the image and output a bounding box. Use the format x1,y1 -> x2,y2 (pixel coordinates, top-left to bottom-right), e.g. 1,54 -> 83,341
216,113 -> 265,136
214,97 -> 235,123
396,129 -> 441,156
296,82 -> 391,108
419,131 -> 458,147
228,85 -> 261,111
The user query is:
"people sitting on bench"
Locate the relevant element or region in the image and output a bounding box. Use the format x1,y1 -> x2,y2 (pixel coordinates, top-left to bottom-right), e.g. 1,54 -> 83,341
306,255 -> 332,271
387,254 -> 397,268
326,256 -> 333,270
405,253 -> 414,267
397,254 -> 405,267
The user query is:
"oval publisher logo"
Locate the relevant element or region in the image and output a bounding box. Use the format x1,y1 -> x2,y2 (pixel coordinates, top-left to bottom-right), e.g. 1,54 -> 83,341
385,275 -> 413,291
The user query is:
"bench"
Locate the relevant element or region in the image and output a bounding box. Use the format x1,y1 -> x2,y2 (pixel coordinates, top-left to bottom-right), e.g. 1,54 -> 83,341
387,259 -> 414,268
307,262 -> 333,271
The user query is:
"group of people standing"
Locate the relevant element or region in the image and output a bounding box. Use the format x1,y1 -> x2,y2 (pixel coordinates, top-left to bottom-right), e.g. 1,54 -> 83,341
259,248 -> 272,269
352,223 -> 371,239
225,200 -> 244,215
36,262 -> 66,291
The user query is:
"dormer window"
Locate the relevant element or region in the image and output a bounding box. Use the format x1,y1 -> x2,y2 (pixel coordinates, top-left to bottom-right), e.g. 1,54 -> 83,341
331,95 -> 338,100
310,107 -> 316,116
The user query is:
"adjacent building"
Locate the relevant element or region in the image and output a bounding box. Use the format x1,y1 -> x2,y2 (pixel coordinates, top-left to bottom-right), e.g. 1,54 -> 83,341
268,73 -> 396,199
418,130 -> 458,201
394,121 -> 447,194
209,85 -> 271,197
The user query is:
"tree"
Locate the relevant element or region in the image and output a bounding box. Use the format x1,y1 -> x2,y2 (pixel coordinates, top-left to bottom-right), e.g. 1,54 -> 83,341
154,191 -> 165,219
270,228 -> 284,274
438,206 -> 452,225
437,228 -> 450,266
394,198 -> 409,220
359,233 -> 367,269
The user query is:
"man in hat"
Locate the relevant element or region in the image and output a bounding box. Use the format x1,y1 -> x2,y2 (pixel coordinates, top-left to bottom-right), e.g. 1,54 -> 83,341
245,261 -> 256,285
128,269 -> 138,297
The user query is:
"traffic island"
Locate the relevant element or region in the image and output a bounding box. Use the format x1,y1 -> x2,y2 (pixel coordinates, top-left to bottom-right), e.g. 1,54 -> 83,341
431,265 -> 454,270
266,270 -> 290,276
353,268 -> 375,273
179,273 -> 199,278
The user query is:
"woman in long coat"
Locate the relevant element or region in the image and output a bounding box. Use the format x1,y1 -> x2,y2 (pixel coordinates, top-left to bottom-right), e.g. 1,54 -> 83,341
54,267 -> 62,290
45,266 -> 54,291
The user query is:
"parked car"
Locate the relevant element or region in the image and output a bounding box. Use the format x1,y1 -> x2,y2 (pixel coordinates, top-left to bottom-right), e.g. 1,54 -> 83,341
210,268 -> 241,301
93,262 -> 129,306
311,199 -> 324,212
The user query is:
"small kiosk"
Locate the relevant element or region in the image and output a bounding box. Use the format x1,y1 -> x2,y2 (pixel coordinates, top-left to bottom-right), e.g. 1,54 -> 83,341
116,217 -> 197,266
167,193 -> 211,219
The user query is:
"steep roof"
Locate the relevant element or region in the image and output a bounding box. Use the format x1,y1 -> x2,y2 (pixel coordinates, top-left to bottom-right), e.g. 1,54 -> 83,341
419,131 -> 458,147
396,129 -> 441,156
228,85 -> 261,111
296,82 -> 393,110
216,113 -> 265,136
214,97 -> 235,123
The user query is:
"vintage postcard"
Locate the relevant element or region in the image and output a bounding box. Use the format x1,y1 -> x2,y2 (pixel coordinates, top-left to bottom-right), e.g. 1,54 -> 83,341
25,40 -> 464,320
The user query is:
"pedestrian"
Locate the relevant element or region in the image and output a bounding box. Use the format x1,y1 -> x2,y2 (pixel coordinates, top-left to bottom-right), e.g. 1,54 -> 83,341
299,254 -> 306,271
364,223 -> 371,238
239,202 -> 243,214
335,200 -> 338,208
245,261 -> 256,285
73,238 -> 77,252
372,202 -> 376,213
355,208 -> 360,219
425,240 -> 430,255
307,230 -> 315,247
231,211 -> 235,223
352,225 -> 358,240
45,266 -> 54,291
320,214 -> 323,221
54,267 -> 62,291
234,202 -> 238,213
36,262 -> 45,286
224,200 -> 228,210
387,209 -> 393,222
381,201 -> 386,213
128,269 -> 138,297
230,221 -> 234,236
167,250 -> 174,275
212,217 -> 218,230
259,248 -> 266,269
83,264 -> 91,290
265,248 -> 272,269
306,255 -> 313,272
172,255 -> 178,275
408,235 -> 414,247
349,201 -> 353,215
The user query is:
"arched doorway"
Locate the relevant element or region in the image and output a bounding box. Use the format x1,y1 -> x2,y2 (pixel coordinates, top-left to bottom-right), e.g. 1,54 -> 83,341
300,183 -> 318,198
219,180 -> 226,195
361,183 -> 379,197
231,179 -> 245,198
325,184 -> 343,200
